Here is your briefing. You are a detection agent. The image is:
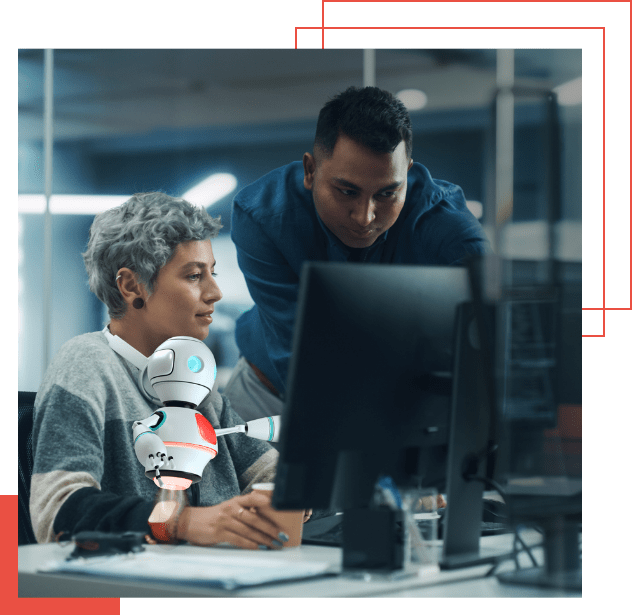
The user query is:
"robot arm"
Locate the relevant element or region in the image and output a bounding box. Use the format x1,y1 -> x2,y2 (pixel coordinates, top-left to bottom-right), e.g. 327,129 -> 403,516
244,415 -> 281,442
132,412 -> 174,488
215,415 -> 281,442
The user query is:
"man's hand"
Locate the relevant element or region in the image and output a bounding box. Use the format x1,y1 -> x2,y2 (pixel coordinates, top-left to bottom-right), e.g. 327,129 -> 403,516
177,491 -> 288,550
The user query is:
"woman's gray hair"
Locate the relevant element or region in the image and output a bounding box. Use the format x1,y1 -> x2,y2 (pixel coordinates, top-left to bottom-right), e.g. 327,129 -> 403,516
83,192 -> 222,319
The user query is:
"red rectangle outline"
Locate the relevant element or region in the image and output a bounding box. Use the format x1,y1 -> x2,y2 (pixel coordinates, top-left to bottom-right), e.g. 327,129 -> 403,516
297,15 -> 616,337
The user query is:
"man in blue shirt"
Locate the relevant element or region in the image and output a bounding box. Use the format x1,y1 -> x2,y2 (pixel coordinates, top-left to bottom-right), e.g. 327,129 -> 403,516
224,86 -> 490,421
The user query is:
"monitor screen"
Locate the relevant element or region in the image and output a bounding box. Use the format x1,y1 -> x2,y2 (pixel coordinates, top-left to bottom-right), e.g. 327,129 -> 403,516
272,262 -> 473,512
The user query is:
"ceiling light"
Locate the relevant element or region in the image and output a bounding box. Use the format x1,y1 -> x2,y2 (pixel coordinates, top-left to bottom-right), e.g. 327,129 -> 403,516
553,77 -> 581,106
182,173 -> 238,209
396,89 -> 428,111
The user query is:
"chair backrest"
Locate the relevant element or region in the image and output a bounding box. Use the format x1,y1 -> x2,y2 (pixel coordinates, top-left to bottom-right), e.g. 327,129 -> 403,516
18,391 -> 37,545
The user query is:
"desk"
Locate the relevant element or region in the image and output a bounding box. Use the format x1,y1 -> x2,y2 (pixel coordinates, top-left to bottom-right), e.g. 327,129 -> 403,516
19,530 -> 579,598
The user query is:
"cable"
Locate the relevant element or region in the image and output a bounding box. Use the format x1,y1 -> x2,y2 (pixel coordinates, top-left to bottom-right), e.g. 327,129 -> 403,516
514,525 -> 539,567
463,473 -> 508,502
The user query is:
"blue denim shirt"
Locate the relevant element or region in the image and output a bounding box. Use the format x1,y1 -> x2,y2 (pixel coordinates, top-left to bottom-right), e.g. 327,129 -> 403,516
231,161 -> 490,395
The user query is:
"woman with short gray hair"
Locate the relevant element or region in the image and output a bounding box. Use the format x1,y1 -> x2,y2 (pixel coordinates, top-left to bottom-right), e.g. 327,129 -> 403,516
81,192 -> 226,355
84,191 -> 223,321
30,192 -> 288,550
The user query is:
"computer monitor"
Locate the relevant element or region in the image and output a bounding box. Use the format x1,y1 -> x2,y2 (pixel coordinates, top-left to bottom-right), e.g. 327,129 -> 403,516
272,262 -> 499,569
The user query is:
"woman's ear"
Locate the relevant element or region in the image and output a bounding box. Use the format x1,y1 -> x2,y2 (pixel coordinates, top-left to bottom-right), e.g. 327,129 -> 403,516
116,268 -> 146,307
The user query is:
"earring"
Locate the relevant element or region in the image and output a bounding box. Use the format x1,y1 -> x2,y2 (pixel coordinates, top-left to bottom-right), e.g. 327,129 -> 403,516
132,298 -> 145,310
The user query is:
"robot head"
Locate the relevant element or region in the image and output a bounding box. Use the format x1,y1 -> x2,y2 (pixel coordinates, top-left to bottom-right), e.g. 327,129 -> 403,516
147,337 -> 217,407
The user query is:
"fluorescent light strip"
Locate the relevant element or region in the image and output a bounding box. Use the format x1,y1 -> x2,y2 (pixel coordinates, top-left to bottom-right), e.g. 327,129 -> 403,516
182,173 -> 237,209
18,195 -> 129,215
19,173 -> 238,215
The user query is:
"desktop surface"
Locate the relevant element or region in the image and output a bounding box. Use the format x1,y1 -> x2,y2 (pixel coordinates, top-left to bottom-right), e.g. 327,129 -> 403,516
19,529 -> 579,598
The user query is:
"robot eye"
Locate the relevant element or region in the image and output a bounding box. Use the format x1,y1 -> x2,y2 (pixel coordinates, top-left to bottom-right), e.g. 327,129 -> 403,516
187,355 -> 203,373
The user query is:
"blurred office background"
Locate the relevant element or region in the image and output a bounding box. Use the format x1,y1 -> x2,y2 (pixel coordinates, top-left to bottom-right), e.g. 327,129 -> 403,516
18,49 -> 581,392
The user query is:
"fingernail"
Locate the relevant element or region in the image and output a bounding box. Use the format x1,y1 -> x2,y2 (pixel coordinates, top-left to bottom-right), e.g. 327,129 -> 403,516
278,532 -> 289,543
272,539 -> 283,548
258,545 -> 270,550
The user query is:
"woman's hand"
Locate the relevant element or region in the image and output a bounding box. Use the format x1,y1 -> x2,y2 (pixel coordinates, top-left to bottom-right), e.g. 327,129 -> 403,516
303,509 -> 312,522
176,491 -> 288,550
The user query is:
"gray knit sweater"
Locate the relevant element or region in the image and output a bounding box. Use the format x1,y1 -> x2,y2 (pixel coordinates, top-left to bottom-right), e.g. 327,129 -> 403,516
30,331 -> 278,543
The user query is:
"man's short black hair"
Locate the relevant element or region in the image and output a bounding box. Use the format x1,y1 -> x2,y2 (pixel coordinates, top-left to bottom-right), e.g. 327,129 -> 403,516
314,86 -> 413,159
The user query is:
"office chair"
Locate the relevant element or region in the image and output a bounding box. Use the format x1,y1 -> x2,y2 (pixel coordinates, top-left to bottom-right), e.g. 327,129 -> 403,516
18,391 -> 37,545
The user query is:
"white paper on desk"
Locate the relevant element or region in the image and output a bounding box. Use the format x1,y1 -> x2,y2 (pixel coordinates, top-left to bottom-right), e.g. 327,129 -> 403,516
39,551 -> 333,590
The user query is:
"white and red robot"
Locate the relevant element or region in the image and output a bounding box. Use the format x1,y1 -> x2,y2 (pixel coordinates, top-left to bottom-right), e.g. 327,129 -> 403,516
129,336 -> 281,490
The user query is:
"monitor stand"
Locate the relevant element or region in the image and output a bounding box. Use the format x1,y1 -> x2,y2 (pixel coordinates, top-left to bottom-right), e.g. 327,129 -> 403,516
440,304 -> 512,570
